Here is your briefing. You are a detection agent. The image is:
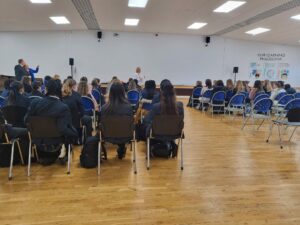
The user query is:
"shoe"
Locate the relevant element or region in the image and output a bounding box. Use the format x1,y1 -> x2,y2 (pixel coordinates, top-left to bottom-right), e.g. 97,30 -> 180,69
117,146 -> 127,159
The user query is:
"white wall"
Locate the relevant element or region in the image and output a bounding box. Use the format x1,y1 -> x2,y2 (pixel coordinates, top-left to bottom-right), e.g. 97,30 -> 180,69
0,30 -> 300,86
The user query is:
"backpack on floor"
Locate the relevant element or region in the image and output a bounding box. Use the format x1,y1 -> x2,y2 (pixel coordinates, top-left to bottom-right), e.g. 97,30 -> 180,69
80,136 -> 106,168
150,140 -> 178,158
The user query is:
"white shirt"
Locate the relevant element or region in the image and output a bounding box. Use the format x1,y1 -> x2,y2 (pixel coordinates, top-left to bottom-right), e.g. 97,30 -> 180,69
135,73 -> 145,86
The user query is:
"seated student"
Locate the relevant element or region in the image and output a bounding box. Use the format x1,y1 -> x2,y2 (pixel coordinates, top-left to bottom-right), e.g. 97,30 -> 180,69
263,80 -> 273,95
30,81 -> 44,97
21,76 -> 32,94
226,79 -> 234,91
201,79 -> 213,95
41,75 -> 52,95
270,81 -> 286,101
25,79 -> 78,164
134,79 -> 142,92
77,80 -> 99,113
1,78 -> 14,98
127,79 -> 138,92
101,81 -> 133,159
141,80 -> 156,100
5,81 -> 31,110
249,80 -> 264,101
91,78 -> 105,106
211,80 -> 226,96
62,79 -> 93,141
152,79 -> 171,105
187,81 -> 203,107
143,80 -> 184,155
233,80 -> 246,94
284,84 -> 296,95
106,76 -> 119,95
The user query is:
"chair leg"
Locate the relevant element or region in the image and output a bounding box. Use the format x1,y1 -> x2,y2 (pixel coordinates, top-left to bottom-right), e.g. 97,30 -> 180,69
27,140 -> 32,177
16,140 -> 24,165
67,144 -> 71,175
180,138 -> 184,170
147,138 -> 150,170
241,116 -> 250,130
133,140 -> 137,174
82,126 -> 86,145
8,140 -> 16,180
257,119 -> 265,130
288,127 -> 297,142
266,123 -> 274,143
97,141 -> 101,176
277,124 -> 283,149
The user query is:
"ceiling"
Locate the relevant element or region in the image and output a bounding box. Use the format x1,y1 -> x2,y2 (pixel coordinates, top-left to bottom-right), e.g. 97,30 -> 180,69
0,0 -> 300,46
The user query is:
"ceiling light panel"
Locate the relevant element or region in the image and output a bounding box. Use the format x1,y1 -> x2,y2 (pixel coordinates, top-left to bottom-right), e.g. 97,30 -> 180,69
214,1 -> 246,13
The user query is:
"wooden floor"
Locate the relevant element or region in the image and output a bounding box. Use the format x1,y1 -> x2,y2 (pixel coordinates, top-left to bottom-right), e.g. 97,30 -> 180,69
1,99 -> 300,225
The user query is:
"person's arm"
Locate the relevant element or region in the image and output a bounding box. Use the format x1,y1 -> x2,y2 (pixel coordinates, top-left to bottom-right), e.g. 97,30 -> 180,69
58,106 -> 78,137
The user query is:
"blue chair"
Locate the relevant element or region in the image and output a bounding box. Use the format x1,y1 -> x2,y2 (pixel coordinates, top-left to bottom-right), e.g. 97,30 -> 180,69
199,89 -> 212,112
254,93 -> 269,104
140,100 -> 153,123
209,91 -> 226,116
127,90 -> 140,107
92,89 -> 101,106
0,96 -> 6,108
274,98 -> 300,119
225,90 -> 234,103
242,98 -> 273,130
226,94 -> 245,118
81,96 -> 96,129
191,87 -> 202,108
294,92 -> 300,98
272,95 -> 294,114
275,92 -> 287,101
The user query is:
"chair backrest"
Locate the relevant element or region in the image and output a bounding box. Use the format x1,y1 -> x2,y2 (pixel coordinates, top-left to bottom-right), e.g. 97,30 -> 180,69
28,116 -> 61,139
202,89 -> 212,99
141,102 -> 153,111
287,108 -> 300,122
192,87 -> 202,98
294,92 -> 300,99
152,115 -> 184,138
253,98 -> 273,114
91,89 -> 101,104
278,94 -> 294,106
228,94 -> 245,106
284,98 -> 300,111
254,94 -> 269,103
225,90 -> 234,101
211,91 -> 226,103
29,96 -> 43,100
275,92 -> 287,101
81,96 -> 95,113
0,96 -> 6,108
100,115 -> 134,139
2,105 -> 28,127
127,90 -> 140,105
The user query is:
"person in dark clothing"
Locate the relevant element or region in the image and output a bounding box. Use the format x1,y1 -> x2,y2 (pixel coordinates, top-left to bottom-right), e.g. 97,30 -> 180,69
187,81 -> 203,107
211,80 -> 226,97
1,78 -> 14,98
284,84 -> 296,95
101,81 -> 133,159
30,81 -> 44,97
91,78 -> 105,106
5,81 -> 30,110
21,76 -> 32,94
62,79 -> 93,141
151,79 -> 172,105
141,80 -> 157,100
14,59 -> 29,81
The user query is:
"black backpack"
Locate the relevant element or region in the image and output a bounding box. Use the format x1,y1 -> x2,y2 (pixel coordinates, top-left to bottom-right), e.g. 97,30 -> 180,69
80,136 -> 107,168
150,140 -> 178,158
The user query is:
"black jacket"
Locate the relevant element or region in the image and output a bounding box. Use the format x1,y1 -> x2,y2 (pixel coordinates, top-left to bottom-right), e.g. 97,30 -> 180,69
25,96 -> 78,138
14,65 -> 29,81
4,94 -> 31,109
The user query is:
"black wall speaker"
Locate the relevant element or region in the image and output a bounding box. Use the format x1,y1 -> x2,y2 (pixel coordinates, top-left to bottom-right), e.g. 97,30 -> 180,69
97,31 -> 102,40
205,36 -> 211,44
233,67 -> 239,73
69,58 -> 74,66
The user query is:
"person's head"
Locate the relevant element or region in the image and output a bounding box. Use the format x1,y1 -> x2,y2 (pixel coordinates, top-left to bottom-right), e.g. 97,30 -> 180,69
277,81 -> 284,89
91,78 -> 100,89
284,84 -> 291,90
80,76 -> 88,83
235,80 -> 244,92
111,76 -> 118,82
46,79 -> 62,98
106,81 -> 128,113
196,81 -> 202,87
21,76 -> 31,86
7,81 -> 24,105
205,79 -> 212,89
62,79 -> 77,97
226,79 -> 234,89
160,79 -> 171,91
23,64 -> 29,71
4,78 -> 14,90
160,81 -> 178,115
128,79 -> 137,91
53,74 -> 60,80
44,75 -> 52,85
32,81 -> 42,92
216,80 -> 224,87
133,79 -> 139,87
77,81 -> 89,96
145,80 -> 156,90
253,80 -> 262,90
136,67 -> 141,74
18,59 -> 25,66
255,73 -> 260,79
264,80 -> 272,92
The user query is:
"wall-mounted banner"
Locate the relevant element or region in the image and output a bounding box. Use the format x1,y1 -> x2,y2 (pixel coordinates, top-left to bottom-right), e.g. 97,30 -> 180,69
250,53 -> 289,80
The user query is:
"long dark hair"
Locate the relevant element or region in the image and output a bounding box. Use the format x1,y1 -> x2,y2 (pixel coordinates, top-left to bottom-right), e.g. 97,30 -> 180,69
160,82 -> 178,115
7,81 -> 23,106
106,81 -> 129,113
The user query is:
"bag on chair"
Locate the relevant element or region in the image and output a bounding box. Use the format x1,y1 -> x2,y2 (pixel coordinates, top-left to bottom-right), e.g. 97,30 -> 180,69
150,140 -> 178,158
80,136 -> 106,168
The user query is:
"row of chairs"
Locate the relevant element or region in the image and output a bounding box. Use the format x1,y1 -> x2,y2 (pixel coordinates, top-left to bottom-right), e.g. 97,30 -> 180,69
1,105 -> 184,180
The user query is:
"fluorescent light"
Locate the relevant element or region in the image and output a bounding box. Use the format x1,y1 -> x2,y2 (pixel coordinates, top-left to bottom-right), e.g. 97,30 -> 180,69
50,16 -> 70,25
245,27 -> 270,36
291,14 -> 300,20
128,0 -> 148,8
214,1 -> 246,13
187,22 -> 207,30
30,0 -> 52,3
124,18 -> 139,26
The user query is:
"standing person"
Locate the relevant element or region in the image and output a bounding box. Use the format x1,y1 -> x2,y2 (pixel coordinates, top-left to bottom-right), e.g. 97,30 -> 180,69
14,59 -> 29,81
135,67 -> 145,86
24,64 -> 39,82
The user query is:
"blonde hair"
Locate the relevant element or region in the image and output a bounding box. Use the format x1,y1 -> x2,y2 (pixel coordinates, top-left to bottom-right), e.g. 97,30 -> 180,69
77,81 -> 89,96
235,80 -> 245,93
128,79 -> 137,91
62,79 -> 76,97
53,74 -> 60,80
264,80 -> 273,92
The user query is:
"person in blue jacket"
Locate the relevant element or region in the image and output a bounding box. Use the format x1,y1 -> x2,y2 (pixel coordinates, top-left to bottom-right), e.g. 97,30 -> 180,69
24,64 -> 39,82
